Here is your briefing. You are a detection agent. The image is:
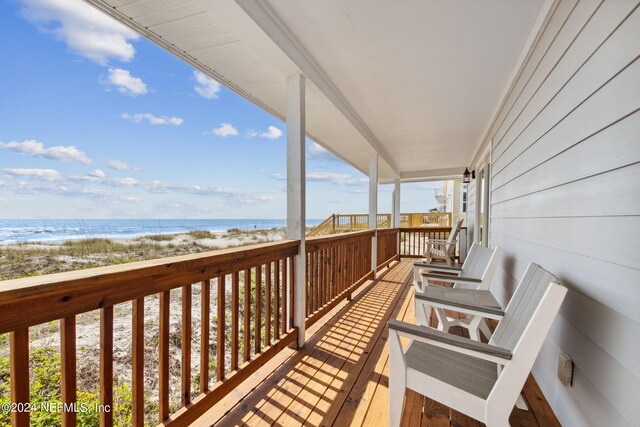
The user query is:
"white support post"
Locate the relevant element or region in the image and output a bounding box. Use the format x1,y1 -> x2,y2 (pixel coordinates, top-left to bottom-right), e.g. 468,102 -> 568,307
393,179 -> 401,258
392,179 -> 400,228
286,74 -> 306,348
369,153 -> 378,276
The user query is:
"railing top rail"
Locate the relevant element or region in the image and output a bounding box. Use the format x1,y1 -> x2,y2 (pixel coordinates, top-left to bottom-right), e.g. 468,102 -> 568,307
0,239 -> 300,334
400,212 -> 450,216
306,229 -> 374,248
401,226 -> 467,232
376,227 -> 400,235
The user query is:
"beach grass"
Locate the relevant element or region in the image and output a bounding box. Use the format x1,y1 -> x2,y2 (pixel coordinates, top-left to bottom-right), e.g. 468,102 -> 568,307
0,228 -> 285,281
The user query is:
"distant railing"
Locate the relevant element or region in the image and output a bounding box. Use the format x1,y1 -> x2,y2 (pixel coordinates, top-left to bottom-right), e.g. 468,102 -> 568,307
305,230 -> 374,327
308,212 -> 451,236
400,212 -> 451,228
399,227 -> 467,261
0,241 -> 299,426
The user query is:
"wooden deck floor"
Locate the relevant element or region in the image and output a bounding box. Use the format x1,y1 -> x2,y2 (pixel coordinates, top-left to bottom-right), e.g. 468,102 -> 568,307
195,261 -> 560,427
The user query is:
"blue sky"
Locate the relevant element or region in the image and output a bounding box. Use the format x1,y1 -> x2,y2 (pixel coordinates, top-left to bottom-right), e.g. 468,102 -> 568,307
0,0 -> 441,219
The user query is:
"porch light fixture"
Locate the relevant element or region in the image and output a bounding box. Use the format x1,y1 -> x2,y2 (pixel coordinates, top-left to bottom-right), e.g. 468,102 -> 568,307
462,167 -> 471,183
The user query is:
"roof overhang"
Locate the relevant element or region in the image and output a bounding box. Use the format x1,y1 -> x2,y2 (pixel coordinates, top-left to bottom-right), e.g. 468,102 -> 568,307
84,0 -> 551,182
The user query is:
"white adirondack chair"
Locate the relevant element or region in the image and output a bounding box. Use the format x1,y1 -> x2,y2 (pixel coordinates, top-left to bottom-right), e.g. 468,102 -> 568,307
388,263 -> 567,427
412,241 -> 479,287
420,219 -> 464,266
414,245 -> 503,341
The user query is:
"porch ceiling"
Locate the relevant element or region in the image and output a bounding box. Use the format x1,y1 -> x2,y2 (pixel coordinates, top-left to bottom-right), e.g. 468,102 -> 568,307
87,0 -> 546,181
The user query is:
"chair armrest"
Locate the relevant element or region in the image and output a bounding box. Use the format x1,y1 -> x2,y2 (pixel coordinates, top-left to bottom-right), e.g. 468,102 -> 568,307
413,262 -> 463,273
415,288 -> 505,319
388,320 -> 512,363
421,272 -> 481,286
425,238 -> 449,243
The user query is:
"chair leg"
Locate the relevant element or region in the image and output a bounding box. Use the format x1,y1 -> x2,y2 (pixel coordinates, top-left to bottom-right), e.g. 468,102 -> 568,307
466,316 -> 484,341
434,308 -> 451,331
415,301 -> 430,326
479,319 -> 493,340
388,332 -> 406,427
485,412 -> 512,427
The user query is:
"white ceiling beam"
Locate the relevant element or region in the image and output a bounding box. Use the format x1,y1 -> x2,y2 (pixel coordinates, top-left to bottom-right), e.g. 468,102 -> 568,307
235,0 -> 401,176
397,167 -> 465,183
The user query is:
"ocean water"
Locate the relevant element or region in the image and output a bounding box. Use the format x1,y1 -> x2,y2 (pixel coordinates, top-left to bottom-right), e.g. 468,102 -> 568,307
0,219 -> 323,245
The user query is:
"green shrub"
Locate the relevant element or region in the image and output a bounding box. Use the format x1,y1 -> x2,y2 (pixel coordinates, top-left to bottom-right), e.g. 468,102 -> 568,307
0,347 -> 133,427
187,230 -> 215,240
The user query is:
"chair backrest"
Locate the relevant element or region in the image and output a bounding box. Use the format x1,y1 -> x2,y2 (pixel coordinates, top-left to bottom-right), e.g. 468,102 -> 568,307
455,244 -> 503,290
487,263 -> 567,413
490,263 -> 561,351
446,219 -> 464,245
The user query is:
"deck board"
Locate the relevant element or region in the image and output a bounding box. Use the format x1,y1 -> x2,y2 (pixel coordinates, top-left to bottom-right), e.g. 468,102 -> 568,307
196,261 -> 560,427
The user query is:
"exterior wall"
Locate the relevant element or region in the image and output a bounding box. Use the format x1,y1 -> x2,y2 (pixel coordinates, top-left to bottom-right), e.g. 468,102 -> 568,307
472,1 -> 640,426
444,179 -> 466,226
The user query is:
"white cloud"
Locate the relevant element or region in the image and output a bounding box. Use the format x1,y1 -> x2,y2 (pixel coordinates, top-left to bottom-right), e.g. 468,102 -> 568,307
306,172 -> 367,186
0,139 -> 92,164
20,0 -> 139,65
4,168 -> 62,182
109,177 -> 139,187
272,171 -> 367,186
10,181 -> 114,198
105,68 -> 148,96
70,170 -> 139,187
121,113 -> 183,126
259,126 -> 283,140
89,169 -> 106,178
193,70 -> 221,99
206,123 -> 238,137
107,160 -> 134,170
146,180 -> 271,204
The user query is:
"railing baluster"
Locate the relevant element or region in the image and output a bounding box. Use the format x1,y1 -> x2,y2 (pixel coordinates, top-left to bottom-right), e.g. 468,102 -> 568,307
329,247 -> 335,301
265,264 -> 272,346
181,285 -> 192,406
305,253 -> 310,316
231,272 -> 239,370
60,316 -> 76,427
309,250 -> 315,313
321,250 -> 325,306
200,280 -> 210,393
216,275 -> 225,381
322,249 -> 327,306
10,328 -> 29,427
315,250 -> 320,311
100,306 -> 114,427
274,259 -> 281,340
255,265 -> 262,354
132,297 -> 144,427
244,268 -> 251,362
159,291 -> 170,422
288,258 -> 295,331
281,259 -> 287,336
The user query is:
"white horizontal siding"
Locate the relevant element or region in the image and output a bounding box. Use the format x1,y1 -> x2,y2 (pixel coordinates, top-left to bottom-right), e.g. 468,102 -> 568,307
477,1 -> 640,426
